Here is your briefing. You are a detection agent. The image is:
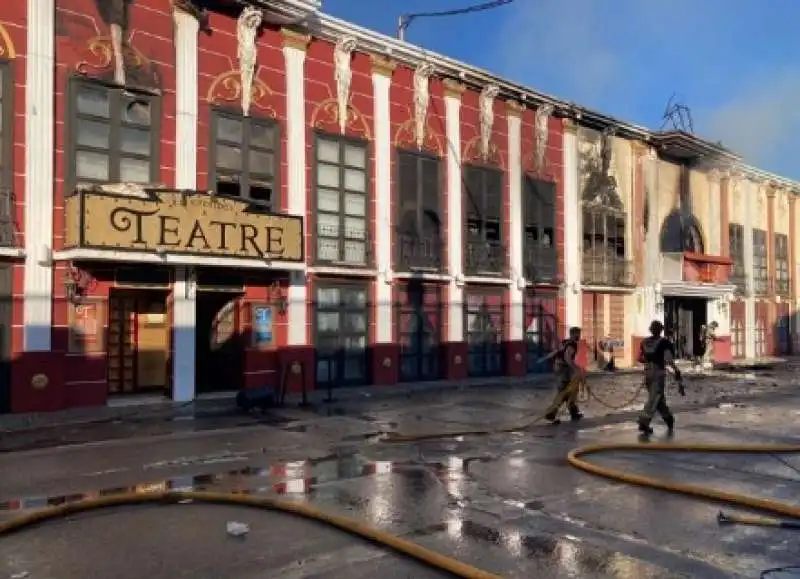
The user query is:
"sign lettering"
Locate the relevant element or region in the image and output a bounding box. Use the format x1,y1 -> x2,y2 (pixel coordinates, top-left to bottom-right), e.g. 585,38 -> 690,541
66,191 -> 304,262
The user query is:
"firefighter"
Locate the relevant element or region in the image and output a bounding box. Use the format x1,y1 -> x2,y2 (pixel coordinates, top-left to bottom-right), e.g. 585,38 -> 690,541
637,320 -> 685,435
544,326 -> 584,424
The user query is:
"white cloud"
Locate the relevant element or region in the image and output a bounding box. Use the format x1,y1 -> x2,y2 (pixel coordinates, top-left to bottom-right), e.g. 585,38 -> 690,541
700,69 -> 800,174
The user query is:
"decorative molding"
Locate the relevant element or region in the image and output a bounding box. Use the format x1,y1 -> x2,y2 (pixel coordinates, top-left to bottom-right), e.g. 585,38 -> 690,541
561,118 -> 578,133
310,98 -> 372,140
280,27 -> 311,50
534,103 -> 554,174
413,62 -> 434,150
463,136 -> 504,169
442,78 -> 465,98
236,6 -> 262,117
0,23 -> 17,59
478,84 -> 500,161
707,168 -> 722,183
370,54 -> 396,77
393,118 -> 443,155
333,35 -> 358,134
170,0 -> 210,31
206,69 -> 276,117
76,36 -> 157,89
505,99 -> 524,117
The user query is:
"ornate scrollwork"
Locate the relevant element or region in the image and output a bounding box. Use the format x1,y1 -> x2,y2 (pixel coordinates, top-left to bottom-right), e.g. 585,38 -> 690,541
463,135 -> 504,169
310,98 -> 371,140
0,24 -> 16,59
206,70 -> 276,117
76,36 -> 159,90
393,118 -> 443,155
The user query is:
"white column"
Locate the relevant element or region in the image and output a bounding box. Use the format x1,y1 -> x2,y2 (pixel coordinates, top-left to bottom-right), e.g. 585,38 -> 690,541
371,58 -> 393,343
282,30 -> 310,345
562,125 -> 581,328
742,178 -> 756,358
23,0 -> 55,351
708,175 -> 721,255
172,8 -> 199,402
639,149 -> 663,332
507,105 -> 524,341
444,83 -> 464,342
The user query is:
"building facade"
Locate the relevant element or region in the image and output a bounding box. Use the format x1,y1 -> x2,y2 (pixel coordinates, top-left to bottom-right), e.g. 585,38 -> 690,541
0,0 -> 796,413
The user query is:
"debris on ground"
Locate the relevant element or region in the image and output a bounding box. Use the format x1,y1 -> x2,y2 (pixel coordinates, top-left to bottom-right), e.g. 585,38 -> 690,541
226,521 -> 249,537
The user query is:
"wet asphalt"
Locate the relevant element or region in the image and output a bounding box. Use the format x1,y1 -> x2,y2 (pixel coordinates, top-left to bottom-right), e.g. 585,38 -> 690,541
0,369 -> 799,578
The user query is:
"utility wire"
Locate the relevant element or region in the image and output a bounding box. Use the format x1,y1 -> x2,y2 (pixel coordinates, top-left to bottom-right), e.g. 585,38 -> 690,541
398,0 -> 515,40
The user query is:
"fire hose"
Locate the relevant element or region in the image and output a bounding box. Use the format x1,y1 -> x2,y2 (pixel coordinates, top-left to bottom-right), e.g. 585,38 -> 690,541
1,377 -> 798,579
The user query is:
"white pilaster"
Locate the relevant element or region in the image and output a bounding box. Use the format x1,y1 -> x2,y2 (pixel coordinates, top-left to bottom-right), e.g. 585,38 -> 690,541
172,9 -> 199,402
562,127 -> 581,328
23,0 -> 55,351
742,179 -> 756,358
507,108 -> 524,341
282,33 -> 310,345
637,150 -> 663,333
371,67 -> 393,343
708,176 -> 721,255
444,88 -> 464,342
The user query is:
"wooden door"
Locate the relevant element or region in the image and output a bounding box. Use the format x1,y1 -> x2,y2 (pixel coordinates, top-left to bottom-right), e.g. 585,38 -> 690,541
135,297 -> 169,389
108,295 -> 136,394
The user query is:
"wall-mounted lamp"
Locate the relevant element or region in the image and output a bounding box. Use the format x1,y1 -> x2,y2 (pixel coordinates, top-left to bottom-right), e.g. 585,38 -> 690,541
515,275 -> 526,291
267,282 -> 288,315
64,277 -> 79,304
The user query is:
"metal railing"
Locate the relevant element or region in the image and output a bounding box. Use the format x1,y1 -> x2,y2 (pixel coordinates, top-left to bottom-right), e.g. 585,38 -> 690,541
396,233 -> 443,272
464,239 -> 506,276
581,255 -> 634,286
523,245 -> 558,283
0,188 -> 18,248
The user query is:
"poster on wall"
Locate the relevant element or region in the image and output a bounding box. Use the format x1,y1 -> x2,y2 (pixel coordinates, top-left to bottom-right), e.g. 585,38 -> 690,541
252,304 -> 274,349
68,300 -> 105,354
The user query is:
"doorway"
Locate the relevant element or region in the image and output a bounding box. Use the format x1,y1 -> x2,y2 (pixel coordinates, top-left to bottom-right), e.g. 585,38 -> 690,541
464,290 -> 504,377
663,296 -> 707,359
107,290 -> 170,395
195,291 -> 244,394
0,266 -> 11,413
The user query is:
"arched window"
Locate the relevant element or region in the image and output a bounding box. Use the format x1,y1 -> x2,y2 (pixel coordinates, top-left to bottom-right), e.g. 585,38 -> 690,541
659,210 -> 705,254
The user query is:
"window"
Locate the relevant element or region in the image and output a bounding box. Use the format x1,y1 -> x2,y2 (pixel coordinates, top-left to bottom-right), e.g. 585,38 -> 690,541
70,80 -> 158,187
731,318 -> 745,359
523,177 -> 556,281
396,150 -> 442,271
210,110 -> 278,208
398,283 -> 440,382
581,208 -> 628,285
754,318 -> 766,358
314,284 -> 368,387
752,228 -> 768,295
463,166 -> 504,275
775,233 -> 790,295
728,223 -> 745,286
525,297 -> 558,374
464,291 -> 504,377
0,63 -> 11,188
314,135 -> 369,265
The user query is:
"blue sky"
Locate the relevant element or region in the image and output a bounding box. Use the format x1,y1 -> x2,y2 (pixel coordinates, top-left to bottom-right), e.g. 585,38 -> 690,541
323,0 -> 800,180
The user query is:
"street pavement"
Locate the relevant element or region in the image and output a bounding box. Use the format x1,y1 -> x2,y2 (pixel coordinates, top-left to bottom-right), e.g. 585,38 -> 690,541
0,369 -> 799,578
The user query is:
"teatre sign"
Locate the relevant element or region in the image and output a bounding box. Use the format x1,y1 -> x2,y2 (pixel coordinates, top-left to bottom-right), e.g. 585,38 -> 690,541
65,190 -> 304,262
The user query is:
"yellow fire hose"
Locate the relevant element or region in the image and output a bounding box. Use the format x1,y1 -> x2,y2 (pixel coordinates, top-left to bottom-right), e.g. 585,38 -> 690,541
0,490 -> 502,579
1,376 -> 798,579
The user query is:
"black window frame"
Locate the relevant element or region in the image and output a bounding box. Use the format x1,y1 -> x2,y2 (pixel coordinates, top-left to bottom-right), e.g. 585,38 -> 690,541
581,206 -> 630,286
208,107 -> 280,210
463,289 -> 505,378
313,281 -> 370,388
728,223 -> 745,287
522,175 -> 557,282
66,77 -> 161,191
752,228 -> 768,295
312,132 -> 371,267
396,281 -> 442,382
463,164 -> 505,276
394,148 -> 443,272
775,232 -> 790,295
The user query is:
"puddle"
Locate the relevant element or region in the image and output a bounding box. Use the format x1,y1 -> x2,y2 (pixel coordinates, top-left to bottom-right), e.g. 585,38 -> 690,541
0,452 -> 482,514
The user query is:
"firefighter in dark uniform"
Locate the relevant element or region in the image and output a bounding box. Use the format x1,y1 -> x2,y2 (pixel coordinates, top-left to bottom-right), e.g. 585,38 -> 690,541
637,320 -> 685,435
544,326 -> 584,424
